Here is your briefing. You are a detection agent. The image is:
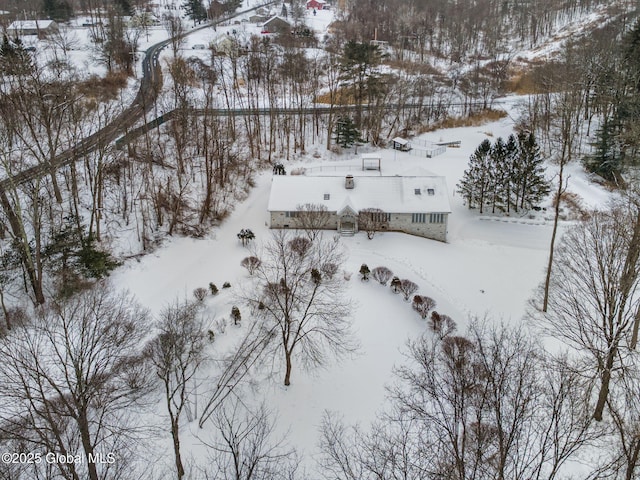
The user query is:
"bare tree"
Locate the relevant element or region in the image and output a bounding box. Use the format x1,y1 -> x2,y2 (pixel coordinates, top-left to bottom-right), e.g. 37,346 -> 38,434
198,321 -> 274,428
0,283 -> 152,480
202,400 -> 300,480
146,299 -> 205,480
295,203 -> 332,241
320,322 -> 598,480
357,208 -> 389,239
246,231 -> 355,386
536,201 -> 640,421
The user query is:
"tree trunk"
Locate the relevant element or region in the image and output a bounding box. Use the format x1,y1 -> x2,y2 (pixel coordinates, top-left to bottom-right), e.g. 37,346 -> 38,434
543,164 -> 566,312
171,418 -> 185,479
78,409 -> 100,480
625,437 -> 640,480
593,346 -> 617,421
284,351 -> 292,386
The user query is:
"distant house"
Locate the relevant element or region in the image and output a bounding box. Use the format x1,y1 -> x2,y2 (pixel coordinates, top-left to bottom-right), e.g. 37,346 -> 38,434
8,20 -> 59,39
213,34 -> 243,56
306,0 -> 326,9
268,174 -> 451,241
261,16 -> 291,34
249,14 -> 269,24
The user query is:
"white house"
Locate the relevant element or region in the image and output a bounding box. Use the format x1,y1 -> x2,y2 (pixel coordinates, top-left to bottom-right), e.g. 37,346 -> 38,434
267,174 -> 451,241
8,20 -> 59,39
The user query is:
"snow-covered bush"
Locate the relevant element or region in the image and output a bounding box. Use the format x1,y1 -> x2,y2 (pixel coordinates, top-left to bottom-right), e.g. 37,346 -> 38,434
372,266 -> 393,285
412,295 -> 437,319
193,287 -> 208,302
430,311 -> 457,339
390,276 -> 401,293
209,283 -> 218,295
241,256 -> 262,275
231,306 -> 241,325
399,279 -> 418,301
359,264 -> 370,281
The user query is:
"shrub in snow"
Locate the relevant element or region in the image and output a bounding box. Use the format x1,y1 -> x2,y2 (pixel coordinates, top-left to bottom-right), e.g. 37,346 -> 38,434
390,276 -> 401,293
216,318 -> 227,333
359,264 -> 370,281
288,236 -> 312,257
222,282 -> 231,289
237,228 -> 255,247
430,311 -> 457,339
241,256 -> 262,275
399,279 -> 418,301
207,330 -> 215,342
193,287 -> 208,302
322,262 -> 338,279
231,306 -> 241,325
372,266 -> 393,285
412,295 -> 437,319
311,268 -> 322,284
209,283 -> 218,295
343,270 -> 352,281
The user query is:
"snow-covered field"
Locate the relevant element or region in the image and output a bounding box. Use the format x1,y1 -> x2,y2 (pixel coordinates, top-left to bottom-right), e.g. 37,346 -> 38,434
109,100 -> 613,474
5,1 -> 622,473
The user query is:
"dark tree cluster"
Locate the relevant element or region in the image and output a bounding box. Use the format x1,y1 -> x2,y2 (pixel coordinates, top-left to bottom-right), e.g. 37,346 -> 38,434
457,132 -> 549,214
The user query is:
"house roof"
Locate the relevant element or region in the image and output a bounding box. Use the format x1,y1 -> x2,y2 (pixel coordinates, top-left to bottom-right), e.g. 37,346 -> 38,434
268,175 -> 451,214
8,20 -> 56,31
263,15 -> 291,27
392,137 -> 409,145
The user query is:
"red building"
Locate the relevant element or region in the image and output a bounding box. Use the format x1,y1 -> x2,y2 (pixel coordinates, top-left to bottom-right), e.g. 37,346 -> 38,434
306,0 -> 326,10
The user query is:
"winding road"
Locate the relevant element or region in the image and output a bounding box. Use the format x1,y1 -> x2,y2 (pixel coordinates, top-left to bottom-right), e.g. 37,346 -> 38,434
0,3 -> 273,191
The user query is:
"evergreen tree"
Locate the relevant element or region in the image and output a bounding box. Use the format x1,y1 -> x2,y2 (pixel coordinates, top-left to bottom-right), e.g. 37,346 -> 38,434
183,0 -> 207,25
458,135 -> 549,214
584,117 -> 623,182
489,137 -> 507,213
517,132 -> 549,209
340,41 -> 382,127
43,0 -> 73,22
503,134 -> 519,213
333,117 -> 360,148
457,139 -> 492,213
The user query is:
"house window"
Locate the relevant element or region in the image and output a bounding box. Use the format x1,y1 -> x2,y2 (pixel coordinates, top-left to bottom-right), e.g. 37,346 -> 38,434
324,193 -> 330,200
285,211 -> 299,218
412,213 -> 426,223
427,188 -> 435,196
414,188 -> 421,195
367,211 -> 390,222
430,213 -> 445,223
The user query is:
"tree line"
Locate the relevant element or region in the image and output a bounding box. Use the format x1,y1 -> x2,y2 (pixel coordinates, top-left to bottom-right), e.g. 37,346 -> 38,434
457,132 -> 550,214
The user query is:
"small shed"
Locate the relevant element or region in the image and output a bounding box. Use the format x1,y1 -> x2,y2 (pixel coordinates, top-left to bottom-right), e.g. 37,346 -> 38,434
8,20 -> 59,39
391,137 -> 411,152
306,0 -> 326,9
262,16 -> 291,34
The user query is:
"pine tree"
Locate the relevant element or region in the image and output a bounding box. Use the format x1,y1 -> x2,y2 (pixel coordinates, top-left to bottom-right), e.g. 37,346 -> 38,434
43,0 -> 73,22
490,137 -> 507,213
457,139 -> 492,213
503,134 -> 519,213
518,132 -> 549,209
183,0 -> 207,25
333,117 -> 360,148
584,117 -> 623,182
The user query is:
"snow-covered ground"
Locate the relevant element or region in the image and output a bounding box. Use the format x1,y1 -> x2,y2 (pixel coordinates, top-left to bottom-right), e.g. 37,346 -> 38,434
109,100 -> 614,475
